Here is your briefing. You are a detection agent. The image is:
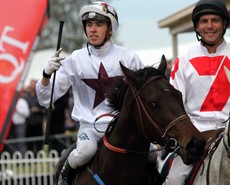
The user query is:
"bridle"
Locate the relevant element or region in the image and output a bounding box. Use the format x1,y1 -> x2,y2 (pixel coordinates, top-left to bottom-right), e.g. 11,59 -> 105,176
130,75 -> 189,145
103,75 -> 189,154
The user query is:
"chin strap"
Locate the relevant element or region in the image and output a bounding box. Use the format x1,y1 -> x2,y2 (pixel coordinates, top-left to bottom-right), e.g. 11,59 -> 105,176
196,33 -> 215,47
86,38 -> 107,55
196,31 -> 226,48
86,24 -> 112,53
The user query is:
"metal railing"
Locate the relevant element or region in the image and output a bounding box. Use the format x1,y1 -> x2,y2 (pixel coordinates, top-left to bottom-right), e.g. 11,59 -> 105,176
0,150 -> 59,185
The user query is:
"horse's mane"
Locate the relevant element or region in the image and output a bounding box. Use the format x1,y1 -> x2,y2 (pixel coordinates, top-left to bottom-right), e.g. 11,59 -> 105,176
107,78 -> 128,112
108,66 -> 166,111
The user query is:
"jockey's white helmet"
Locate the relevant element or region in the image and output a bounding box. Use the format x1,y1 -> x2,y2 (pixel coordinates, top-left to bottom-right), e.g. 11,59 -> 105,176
79,1 -> 119,34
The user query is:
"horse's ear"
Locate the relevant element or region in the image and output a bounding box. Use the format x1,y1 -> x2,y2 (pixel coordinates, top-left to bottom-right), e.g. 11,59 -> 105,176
120,62 -> 135,84
158,55 -> 167,73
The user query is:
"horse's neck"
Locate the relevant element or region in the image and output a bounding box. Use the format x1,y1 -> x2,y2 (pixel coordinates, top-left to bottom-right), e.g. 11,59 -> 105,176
192,138 -> 229,185
191,128 -> 229,185
223,119 -> 230,157
107,112 -> 150,152
202,129 -> 224,152
107,87 -> 150,152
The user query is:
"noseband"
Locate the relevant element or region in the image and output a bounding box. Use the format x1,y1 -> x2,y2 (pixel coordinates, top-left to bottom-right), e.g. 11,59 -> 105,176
130,75 -> 189,145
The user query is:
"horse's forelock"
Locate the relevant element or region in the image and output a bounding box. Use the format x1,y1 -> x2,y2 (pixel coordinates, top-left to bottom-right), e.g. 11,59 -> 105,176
108,66 -> 165,110
135,66 -> 165,88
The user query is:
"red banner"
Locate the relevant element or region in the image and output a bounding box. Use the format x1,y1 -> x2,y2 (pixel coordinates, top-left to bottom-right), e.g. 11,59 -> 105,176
0,0 -> 49,151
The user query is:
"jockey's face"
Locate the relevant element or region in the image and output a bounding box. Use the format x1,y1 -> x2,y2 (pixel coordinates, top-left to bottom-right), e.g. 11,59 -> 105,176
85,20 -> 111,46
196,14 -> 225,48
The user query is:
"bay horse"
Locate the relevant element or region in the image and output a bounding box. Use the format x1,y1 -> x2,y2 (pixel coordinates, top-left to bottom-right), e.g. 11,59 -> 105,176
56,55 -> 206,185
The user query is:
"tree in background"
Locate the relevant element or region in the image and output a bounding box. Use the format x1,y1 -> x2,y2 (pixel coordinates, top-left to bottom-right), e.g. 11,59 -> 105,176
37,0 -> 113,53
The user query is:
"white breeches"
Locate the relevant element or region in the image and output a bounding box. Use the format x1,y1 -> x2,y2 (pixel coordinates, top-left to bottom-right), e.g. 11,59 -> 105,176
68,123 -> 108,169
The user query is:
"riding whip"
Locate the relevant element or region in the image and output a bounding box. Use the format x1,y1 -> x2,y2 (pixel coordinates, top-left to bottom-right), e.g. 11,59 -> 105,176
44,20 -> 64,146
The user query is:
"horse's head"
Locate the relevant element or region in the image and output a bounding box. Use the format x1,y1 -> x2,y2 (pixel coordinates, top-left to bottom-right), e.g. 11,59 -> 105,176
119,55 -> 206,164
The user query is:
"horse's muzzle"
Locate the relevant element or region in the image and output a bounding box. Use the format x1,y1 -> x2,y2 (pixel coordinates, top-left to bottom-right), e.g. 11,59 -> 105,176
180,136 -> 206,165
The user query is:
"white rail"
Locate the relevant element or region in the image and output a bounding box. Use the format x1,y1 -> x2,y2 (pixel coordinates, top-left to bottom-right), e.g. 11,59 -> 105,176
0,150 -> 60,185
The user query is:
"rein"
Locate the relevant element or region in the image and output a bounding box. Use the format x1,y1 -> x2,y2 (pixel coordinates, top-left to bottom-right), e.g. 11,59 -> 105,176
103,134 -> 165,154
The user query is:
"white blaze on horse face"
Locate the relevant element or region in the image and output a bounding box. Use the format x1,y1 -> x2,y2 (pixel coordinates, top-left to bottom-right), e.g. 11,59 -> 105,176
224,66 -> 230,83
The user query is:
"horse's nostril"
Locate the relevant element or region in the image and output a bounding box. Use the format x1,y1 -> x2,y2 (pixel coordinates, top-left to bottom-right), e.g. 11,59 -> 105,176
186,136 -> 206,156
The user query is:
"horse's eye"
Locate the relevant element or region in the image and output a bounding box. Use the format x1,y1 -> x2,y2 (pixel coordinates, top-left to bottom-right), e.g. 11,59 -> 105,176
149,102 -> 156,108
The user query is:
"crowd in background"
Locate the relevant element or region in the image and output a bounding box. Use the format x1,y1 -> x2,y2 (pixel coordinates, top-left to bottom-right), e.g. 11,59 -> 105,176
8,79 -> 79,155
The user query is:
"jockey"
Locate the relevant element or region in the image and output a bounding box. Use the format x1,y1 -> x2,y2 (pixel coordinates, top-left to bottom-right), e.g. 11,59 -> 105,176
164,0 -> 230,184
36,1 -> 144,185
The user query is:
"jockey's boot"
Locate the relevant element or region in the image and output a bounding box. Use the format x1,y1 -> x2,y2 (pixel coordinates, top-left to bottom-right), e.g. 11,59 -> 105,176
58,160 -> 76,185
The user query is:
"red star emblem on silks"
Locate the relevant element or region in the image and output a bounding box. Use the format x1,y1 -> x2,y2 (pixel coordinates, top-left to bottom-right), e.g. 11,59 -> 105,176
82,63 -> 123,109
